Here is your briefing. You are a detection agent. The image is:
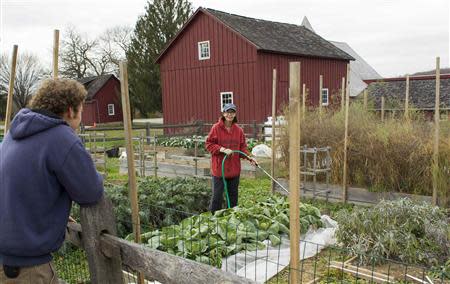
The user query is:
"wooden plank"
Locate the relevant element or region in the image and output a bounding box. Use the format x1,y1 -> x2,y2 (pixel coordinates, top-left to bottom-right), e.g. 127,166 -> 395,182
288,62 -> 301,284
342,64 -> 350,202
53,29 -> 59,78
4,45 -> 18,135
101,234 -> 256,284
329,265 -> 394,283
271,68 -> 277,193
330,261 -> 392,280
432,57 -> 440,206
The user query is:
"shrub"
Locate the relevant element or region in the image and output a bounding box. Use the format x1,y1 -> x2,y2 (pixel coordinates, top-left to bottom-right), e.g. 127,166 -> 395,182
279,103 -> 450,200
335,198 -> 449,267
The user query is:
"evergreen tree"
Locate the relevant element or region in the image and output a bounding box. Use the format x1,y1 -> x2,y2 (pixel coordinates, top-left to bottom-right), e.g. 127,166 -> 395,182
127,0 -> 193,117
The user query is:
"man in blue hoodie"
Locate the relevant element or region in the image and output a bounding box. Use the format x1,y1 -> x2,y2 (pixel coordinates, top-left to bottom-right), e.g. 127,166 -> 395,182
0,79 -> 104,283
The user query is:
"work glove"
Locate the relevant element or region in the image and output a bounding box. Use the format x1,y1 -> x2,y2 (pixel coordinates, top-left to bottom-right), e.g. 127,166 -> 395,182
220,147 -> 233,156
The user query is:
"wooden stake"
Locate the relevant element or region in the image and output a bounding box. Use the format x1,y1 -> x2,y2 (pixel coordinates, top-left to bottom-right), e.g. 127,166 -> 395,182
53,29 -> 59,78
341,77 -> 346,111
432,57 -> 440,206
363,89 -> 368,111
302,83 -> 306,119
288,62 -> 301,284
342,63 -> 350,202
4,45 -> 18,136
381,96 -> 385,122
319,75 -> 323,115
404,75 -> 410,120
271,68 -> 277,193
119,61 -> 144,284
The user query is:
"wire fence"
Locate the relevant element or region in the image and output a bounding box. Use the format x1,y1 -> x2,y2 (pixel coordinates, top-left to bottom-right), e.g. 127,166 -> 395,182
54,201 -> 448,284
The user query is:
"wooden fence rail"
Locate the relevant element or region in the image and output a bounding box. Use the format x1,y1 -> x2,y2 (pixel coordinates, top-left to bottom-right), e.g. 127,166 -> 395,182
65,196 -> 255,284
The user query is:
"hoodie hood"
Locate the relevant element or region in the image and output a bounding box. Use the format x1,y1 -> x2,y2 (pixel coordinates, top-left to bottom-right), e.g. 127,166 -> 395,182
9,108 -> 67,140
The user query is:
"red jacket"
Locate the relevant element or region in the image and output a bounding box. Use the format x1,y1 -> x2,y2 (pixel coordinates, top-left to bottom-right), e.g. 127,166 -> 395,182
205,119 -> 250,178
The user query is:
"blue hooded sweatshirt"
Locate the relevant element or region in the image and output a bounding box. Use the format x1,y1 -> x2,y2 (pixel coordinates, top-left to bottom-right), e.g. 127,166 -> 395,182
0,108 -> 104,267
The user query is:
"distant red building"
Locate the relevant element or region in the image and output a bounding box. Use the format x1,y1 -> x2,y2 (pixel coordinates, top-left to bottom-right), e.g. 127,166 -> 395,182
156,8 -> 354,125
78,74 -> 123,125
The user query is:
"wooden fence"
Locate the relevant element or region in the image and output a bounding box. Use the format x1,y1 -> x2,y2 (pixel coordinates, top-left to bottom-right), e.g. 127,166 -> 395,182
65,196 -> 255,283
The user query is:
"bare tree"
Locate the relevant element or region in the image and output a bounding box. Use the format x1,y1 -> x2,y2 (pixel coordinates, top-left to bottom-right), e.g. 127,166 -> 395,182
98,25 -> 132,74
60,26 -> 115,78
0,52 -> 45,117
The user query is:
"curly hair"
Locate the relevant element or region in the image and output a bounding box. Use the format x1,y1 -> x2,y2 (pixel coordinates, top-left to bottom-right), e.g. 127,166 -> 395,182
30,79 -> 87,116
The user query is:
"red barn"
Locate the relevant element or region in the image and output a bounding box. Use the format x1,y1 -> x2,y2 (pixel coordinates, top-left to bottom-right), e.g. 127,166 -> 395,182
78,74 -> 123,126
156,8 -> 354,125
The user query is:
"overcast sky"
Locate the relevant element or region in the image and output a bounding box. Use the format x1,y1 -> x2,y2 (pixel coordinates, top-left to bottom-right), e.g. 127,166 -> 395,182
1,0 -> 449,77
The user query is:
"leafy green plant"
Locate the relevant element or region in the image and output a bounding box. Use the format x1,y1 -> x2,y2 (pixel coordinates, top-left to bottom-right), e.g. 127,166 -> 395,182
105,177 -> 212,237
335,198 -> 449,267
132,195 -> 324,268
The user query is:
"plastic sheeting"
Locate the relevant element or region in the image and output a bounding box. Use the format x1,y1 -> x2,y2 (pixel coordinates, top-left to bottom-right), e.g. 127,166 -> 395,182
221,215 -> 338,283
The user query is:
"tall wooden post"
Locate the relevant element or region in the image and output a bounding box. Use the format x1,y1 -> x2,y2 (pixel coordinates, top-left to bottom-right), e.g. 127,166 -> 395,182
341,77 -> 345,111
342,64 -> 350,202
319,75 -> 323,115
288,62 -> 301,284
405,75 -> 410,120
381,96 -> 385,122
4,45 -> 18,136
302,83 -> 306,119
363,89 -> 368,111
53,30 -> 59,78
432,57 -> 440,206
271,68 -> 277,193
119,61 -> 144,284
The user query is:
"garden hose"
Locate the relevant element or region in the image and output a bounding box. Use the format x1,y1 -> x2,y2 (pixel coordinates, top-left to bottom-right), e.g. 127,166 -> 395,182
221,150 -> 248,208
221,150 -> 289,208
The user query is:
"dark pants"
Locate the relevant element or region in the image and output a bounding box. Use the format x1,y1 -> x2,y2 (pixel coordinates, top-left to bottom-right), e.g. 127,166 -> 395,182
210,176 -> 240,213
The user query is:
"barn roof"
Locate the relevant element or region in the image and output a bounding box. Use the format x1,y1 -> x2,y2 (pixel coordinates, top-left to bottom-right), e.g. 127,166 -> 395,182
205,8 -> 354,61
156,8 -> 354,63
366,75 -> 450,109
77,74 -> 117,100
330,41 -> 382,97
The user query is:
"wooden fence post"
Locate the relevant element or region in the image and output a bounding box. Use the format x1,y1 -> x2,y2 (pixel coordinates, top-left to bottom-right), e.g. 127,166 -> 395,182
80,196 -> 123,283
53,29 -> 59,78
146,123 -> 151,145
302,83 -> 306,119
119,61 -> 144,284
405,75 -> 410,120
288,62 -> 301,284
271,68 -> 277,193
432,57 -> 440,206
196,120 -> 204,136
4,45 -> 18,135
363,89 -> 368,111
319,75 -> 323,116
381,96 -> 385,122
342,63 -> 350,203
252,120 -> 258,139
341,77 -> 346,111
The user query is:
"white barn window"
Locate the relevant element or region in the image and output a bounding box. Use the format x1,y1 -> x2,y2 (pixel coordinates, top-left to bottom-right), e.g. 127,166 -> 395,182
322,88 -> 329,106
107,104 -> 115,116
198,41 -> 210,60
220,92 -> 233,111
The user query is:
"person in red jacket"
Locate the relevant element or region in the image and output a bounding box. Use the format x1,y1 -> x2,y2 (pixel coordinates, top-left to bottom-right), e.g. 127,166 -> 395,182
205,103 -> 257,212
